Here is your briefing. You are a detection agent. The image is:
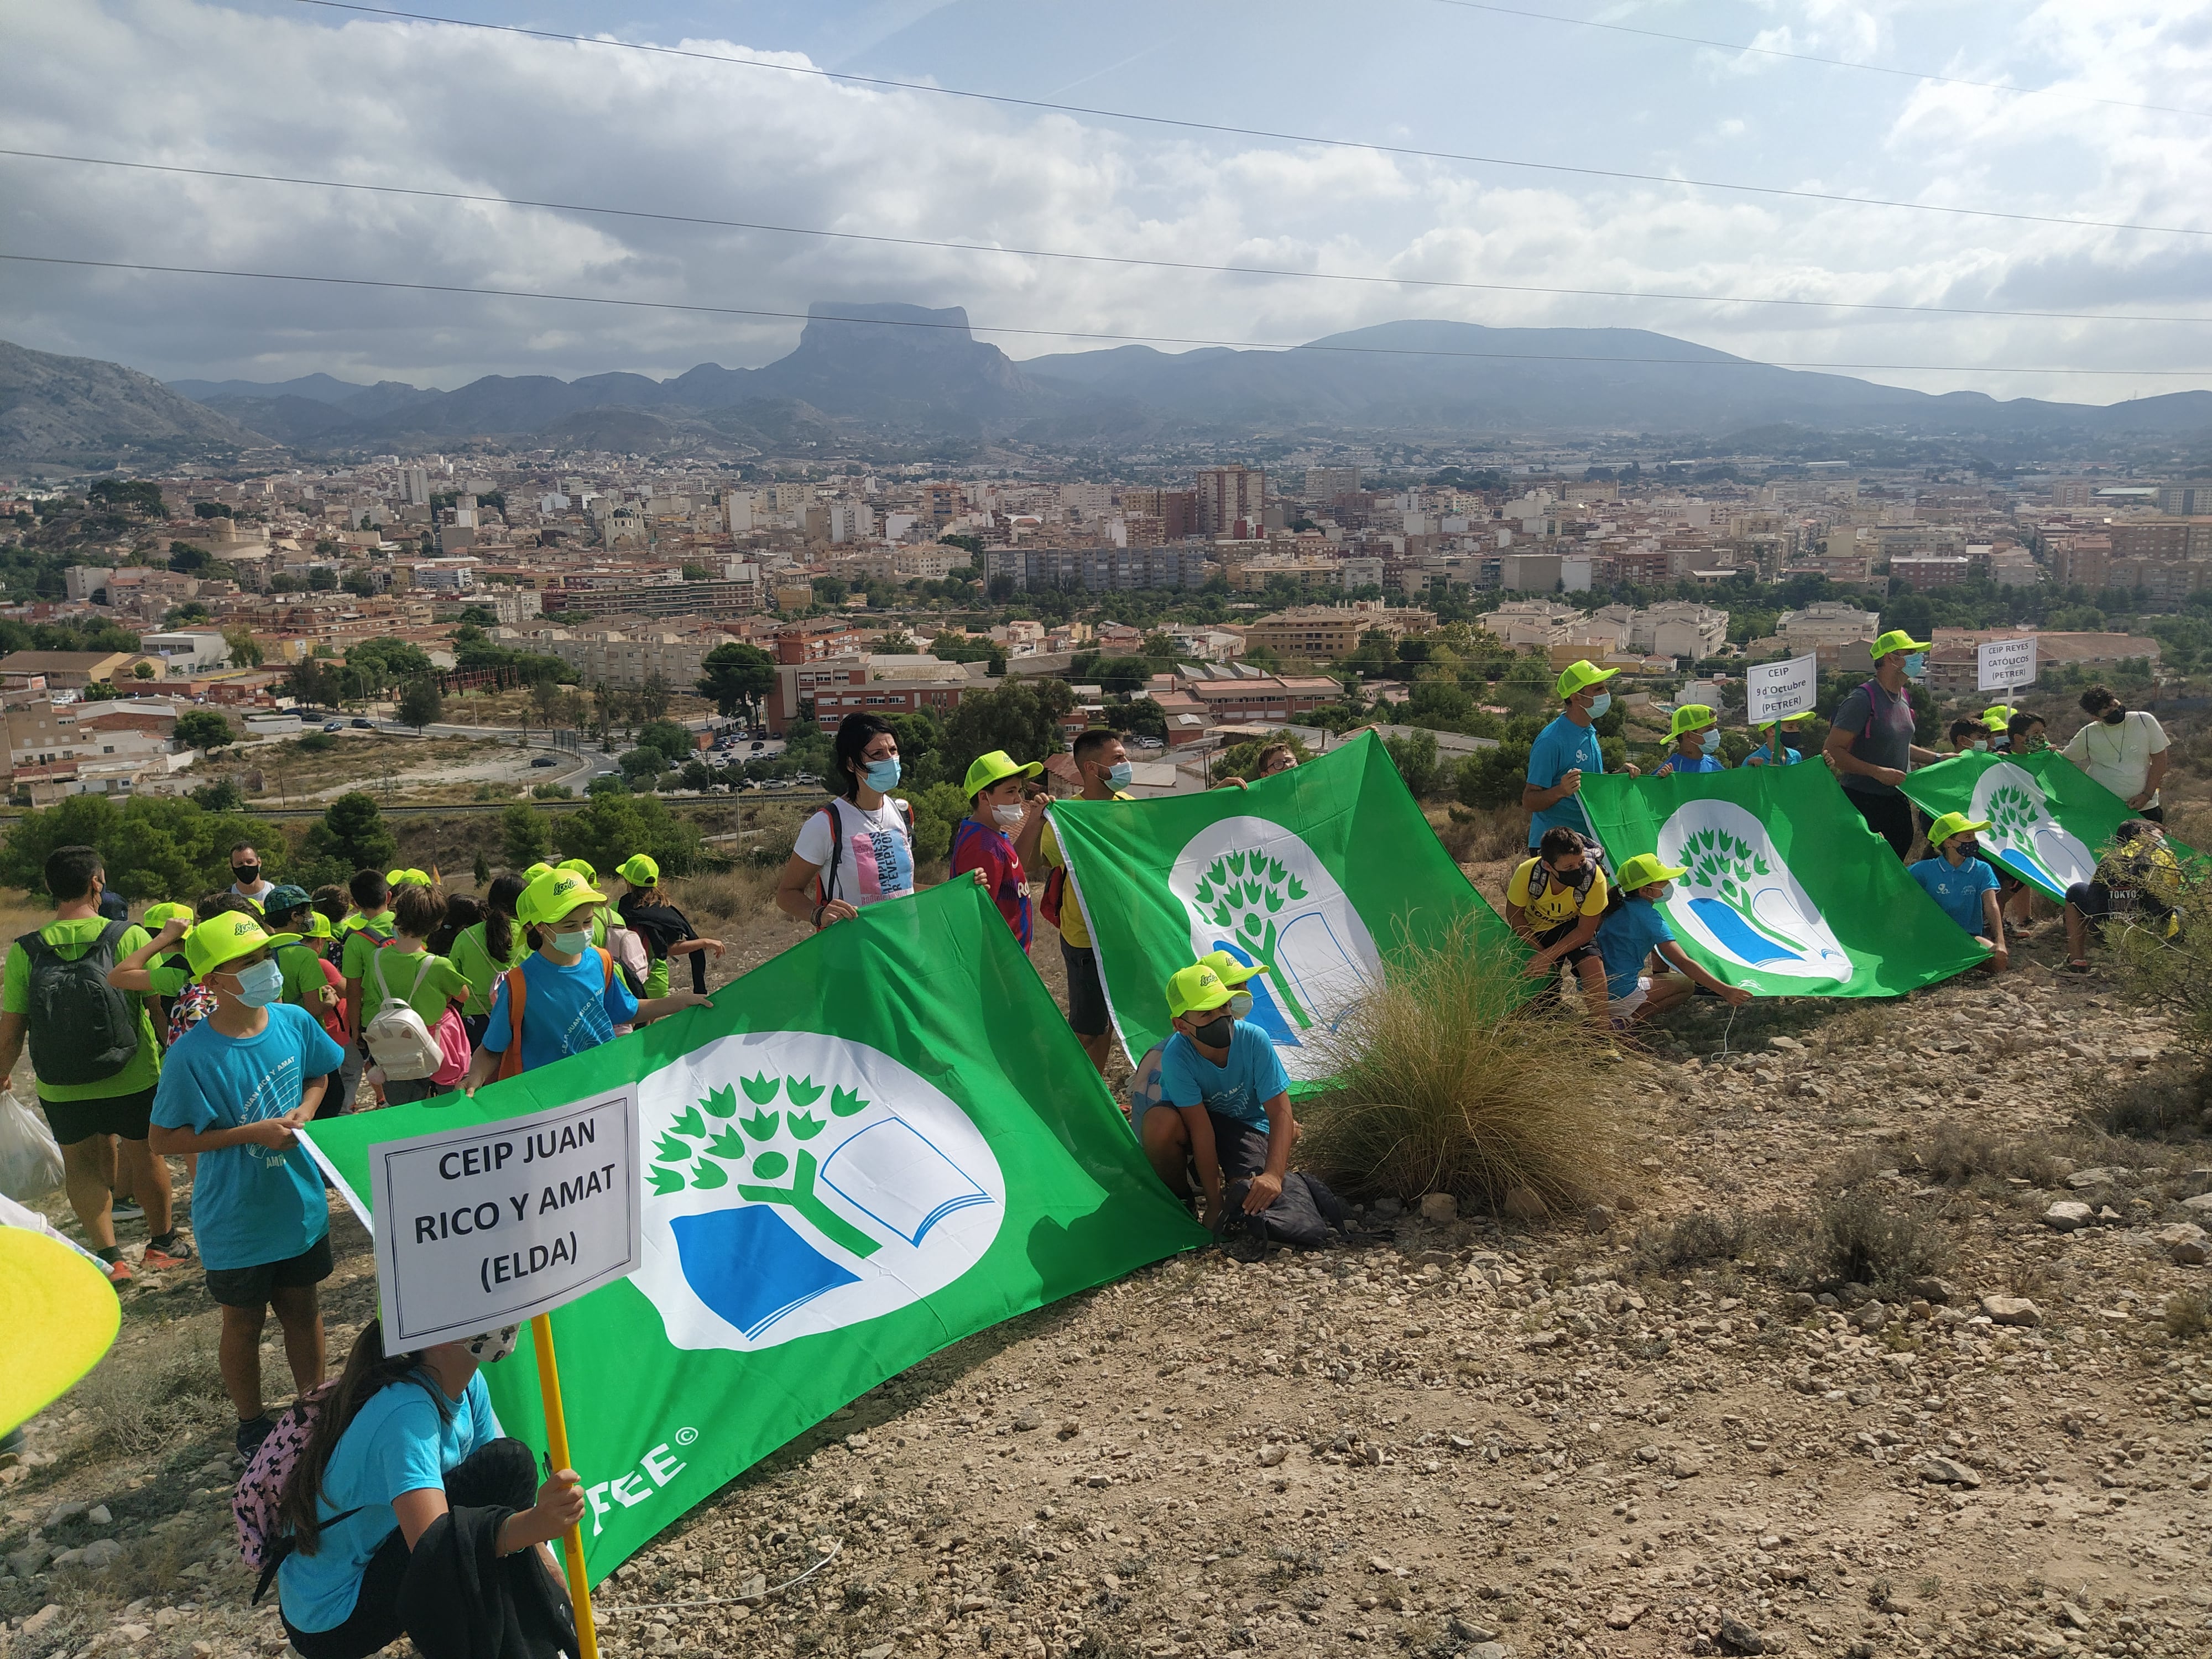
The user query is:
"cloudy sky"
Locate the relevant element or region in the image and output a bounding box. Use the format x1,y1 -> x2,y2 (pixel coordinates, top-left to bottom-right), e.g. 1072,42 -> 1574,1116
5,0 -> 2211,401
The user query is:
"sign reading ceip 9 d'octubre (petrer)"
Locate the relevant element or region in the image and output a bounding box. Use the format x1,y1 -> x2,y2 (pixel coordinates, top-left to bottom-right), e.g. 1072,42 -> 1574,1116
365,1089 -> 641,1350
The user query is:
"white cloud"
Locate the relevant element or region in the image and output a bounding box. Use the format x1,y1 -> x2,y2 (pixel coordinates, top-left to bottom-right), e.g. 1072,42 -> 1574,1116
0,0 -> 2206,404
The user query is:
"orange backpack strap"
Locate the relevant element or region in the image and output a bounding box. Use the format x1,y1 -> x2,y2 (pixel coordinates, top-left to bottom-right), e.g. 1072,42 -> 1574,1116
494,963 -> 529,1082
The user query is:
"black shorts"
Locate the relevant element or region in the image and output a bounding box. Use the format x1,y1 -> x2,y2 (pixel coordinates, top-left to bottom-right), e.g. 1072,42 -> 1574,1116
1844,787 -> 1916,859
1533,919 -> 1600,966
1062,942 -> 1110,1038
39,1084 -> 156,1147
205,1232 -> 334,1309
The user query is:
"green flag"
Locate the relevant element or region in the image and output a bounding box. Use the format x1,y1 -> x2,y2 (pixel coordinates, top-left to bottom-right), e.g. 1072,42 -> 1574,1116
302,879 -> 1203,1584
1046,730 -> 1520,1086
1897,749 -> 2181,901
1578,763 -> 1987,995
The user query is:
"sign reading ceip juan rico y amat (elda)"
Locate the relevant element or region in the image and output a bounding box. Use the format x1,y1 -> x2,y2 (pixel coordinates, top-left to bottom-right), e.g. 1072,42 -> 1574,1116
336,1088 -> 641,1350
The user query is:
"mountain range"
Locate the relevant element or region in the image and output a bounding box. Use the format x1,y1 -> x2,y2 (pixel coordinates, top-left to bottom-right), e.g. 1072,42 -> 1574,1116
6,301 -> 2211,466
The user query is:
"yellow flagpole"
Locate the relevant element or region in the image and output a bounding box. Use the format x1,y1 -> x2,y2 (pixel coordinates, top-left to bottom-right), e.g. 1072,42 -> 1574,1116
530,1313 -> 601,1659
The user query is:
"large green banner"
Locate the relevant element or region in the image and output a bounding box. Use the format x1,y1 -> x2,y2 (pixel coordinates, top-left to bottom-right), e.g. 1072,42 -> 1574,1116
1897,749 -> 2180,901
302,879 -> 1203,1584
1047,730 -> 1521,1084
1579,764 -> 1987,995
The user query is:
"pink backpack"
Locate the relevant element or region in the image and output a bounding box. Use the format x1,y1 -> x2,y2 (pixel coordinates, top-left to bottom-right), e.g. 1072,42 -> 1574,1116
234,1381 -> 358,1603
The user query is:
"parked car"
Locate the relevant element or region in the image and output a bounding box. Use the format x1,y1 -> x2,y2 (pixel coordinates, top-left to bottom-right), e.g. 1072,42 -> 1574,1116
351,717 -> 374,729
792,771 -> 820,785
530,755 -> 560,768
322,720 -> 345,733
749,739 -> 765,750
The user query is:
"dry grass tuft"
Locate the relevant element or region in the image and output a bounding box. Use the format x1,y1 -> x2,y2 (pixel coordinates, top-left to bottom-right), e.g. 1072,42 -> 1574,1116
1812,1191 -> 1947,1292
675,867 -> 781,933
2166,1287 -> 2210,1340
1912,1123 -> 2067,1188
71,1321 -> 231,1457
1435,806 -> 1525,867
1300,914 -> 1617,1213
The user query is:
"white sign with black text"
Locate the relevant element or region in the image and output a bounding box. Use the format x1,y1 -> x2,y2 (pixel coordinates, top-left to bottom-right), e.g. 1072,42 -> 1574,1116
1977,637 -> 2037,695
1745,653 -> 1820,725
367,1089 -> 640,1350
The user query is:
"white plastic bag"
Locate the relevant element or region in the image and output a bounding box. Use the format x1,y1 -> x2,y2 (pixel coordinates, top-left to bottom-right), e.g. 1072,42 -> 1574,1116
0,1087 -> 65,1201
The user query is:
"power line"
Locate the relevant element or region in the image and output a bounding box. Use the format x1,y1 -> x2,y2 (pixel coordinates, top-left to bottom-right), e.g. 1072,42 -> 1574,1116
280,0 -> 2211,241
8,252 -> 2207,379
1425,0 -> 2210,121
10,147 -> 2210,328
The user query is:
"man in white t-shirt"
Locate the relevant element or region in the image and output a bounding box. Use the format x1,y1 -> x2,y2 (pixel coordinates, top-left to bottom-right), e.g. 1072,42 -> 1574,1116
2062,686 -> 2170,820
774,714 -> 918,928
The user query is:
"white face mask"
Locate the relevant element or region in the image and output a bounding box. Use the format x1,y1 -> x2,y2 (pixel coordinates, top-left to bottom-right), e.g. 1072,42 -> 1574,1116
991,803 -> 1025,830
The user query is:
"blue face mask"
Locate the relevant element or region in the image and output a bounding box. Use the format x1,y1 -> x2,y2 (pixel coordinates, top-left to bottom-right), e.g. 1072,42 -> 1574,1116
863,757 -> 901,792
1105,760 -> 1134,789
1902,653 -> 1927,680
227,957 -> 283,1008
1699,728 -> 1721,756
551,926 -> 592,956
1585,691 -> 1611,719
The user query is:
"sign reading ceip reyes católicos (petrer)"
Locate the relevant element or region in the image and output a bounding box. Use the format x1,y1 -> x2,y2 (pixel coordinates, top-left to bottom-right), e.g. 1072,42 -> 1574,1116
1978,636 -> 2038,694
366,1089 -> 640,1349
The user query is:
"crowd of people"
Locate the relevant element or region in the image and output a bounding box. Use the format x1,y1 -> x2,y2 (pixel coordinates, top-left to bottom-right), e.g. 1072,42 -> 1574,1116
1516,638 -> 2184,1017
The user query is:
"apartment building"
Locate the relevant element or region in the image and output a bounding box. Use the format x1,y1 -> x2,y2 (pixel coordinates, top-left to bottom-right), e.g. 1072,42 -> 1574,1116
537,627 -> 734,692
771,653 -> 977,735
1778,602 -> 1882,650
1194,466 -> 1266,537
983,546 -> 1212,592
1243,602 -> 1437,660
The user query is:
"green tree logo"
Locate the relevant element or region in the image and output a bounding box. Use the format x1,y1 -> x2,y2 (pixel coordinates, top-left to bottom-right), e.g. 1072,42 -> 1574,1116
647,1076 -> 879,1258
1191,848 -> 1312,1027
1682,826 -> 1769,907
1985,782 -> 2042,846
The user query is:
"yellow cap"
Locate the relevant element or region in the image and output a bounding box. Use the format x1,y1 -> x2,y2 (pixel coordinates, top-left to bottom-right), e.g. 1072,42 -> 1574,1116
1668,703 -> 1717,739
142,901 -> 195,931
962,750 -> 1043,799
616,853 -> 660,888
556,858 -> 597,884
1614,853 -> 1688,892
1555,659 -> 1618,700
1165,962 -> 1235,1020
183,911 -> 272,978
304,911 -> 334,940
1981,705 -> 2015,731
518,868 -> 607,927
1926,811 -> 1989,848
0,1228 -> 120,1437
1870,629 -> 1931,661
387,868 -> 432,888
1200,950 -> 1269,987
523,862 -> 554,881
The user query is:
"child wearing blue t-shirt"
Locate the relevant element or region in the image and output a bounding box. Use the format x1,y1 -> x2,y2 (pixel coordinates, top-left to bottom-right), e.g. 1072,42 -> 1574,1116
1907,812 -> 2008,974
149,911 -> 346,1458
1652,704 -> 1727,778
1744,717 -> 1807,767
1141,962 -> 1298,1228
274,1318 -> 585,1659
1592,854 -> 1752,1029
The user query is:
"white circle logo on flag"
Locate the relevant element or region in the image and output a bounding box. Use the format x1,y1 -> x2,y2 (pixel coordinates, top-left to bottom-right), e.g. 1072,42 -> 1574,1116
632,1032 -> 1005,1352
1168,816 -> 1382,1080
1656,800 -> 1850,983
1969,761 -> 2093,896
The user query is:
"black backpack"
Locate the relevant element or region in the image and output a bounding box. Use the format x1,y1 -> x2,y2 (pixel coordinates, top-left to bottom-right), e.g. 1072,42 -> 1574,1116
18,921 -> 142,1086
1205,1113 -> 1352,1253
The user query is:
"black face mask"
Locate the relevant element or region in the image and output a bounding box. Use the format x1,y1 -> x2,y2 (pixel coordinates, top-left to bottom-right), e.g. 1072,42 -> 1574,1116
233,864 -> 260,883
1190,1014 -> 1235,1048
2101,706 -> 2127,724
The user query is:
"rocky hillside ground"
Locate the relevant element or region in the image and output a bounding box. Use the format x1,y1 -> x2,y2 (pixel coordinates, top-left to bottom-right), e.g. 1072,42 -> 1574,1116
2,879 -> 2209,1659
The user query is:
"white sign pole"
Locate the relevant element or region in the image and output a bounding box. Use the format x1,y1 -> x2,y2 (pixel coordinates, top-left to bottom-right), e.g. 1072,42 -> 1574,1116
1745,652 -> 1819,727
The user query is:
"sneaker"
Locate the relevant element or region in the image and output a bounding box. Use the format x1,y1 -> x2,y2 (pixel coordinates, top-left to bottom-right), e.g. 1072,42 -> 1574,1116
109,1200 -> 145,1223
141,1233 -> 195,1272
98,1249 -> 133,1286
235,1414 -> 278,1459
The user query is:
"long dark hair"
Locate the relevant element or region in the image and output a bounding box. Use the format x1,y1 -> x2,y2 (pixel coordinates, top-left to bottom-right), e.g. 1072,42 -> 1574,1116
832,712 -> 896,801
427,894 -> 481,957
483,873 -> 526,962
278,1319 -> 448,1557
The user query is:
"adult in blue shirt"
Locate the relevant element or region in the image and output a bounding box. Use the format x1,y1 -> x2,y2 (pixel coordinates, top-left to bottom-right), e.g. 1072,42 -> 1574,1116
149,911 -> 346,1457
1141,962 -> 1296,1229
1524,660 -> 1636,848
463,867 -> 713,1091
1593,854 -> 1751,1029
1651,704 -> 1727,778
1906,811 -> 2008,973
275,1318 -> 585,1658
1744,717 -> 1807,767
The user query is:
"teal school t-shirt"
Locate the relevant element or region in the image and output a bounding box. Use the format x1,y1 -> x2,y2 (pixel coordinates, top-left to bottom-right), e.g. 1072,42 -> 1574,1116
481,950 -> 639,1072
276,1373 -> 499,1632
149,1004 -> 345,1270
1157,1020 -> 1291,1129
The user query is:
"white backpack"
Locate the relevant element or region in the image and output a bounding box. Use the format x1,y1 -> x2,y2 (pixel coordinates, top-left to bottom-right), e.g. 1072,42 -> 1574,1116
364,952 -> 443,1081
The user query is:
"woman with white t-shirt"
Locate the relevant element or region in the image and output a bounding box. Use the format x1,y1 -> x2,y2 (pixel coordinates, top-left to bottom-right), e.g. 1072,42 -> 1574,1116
776,712 -> 919,930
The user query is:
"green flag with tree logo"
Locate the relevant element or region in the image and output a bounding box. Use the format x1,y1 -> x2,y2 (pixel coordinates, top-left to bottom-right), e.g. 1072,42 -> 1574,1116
301,879 -> 1203,1584
1897,749 -> 2189,901
1578,763 -> 1987,995
1045,730 -> 1521,1086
